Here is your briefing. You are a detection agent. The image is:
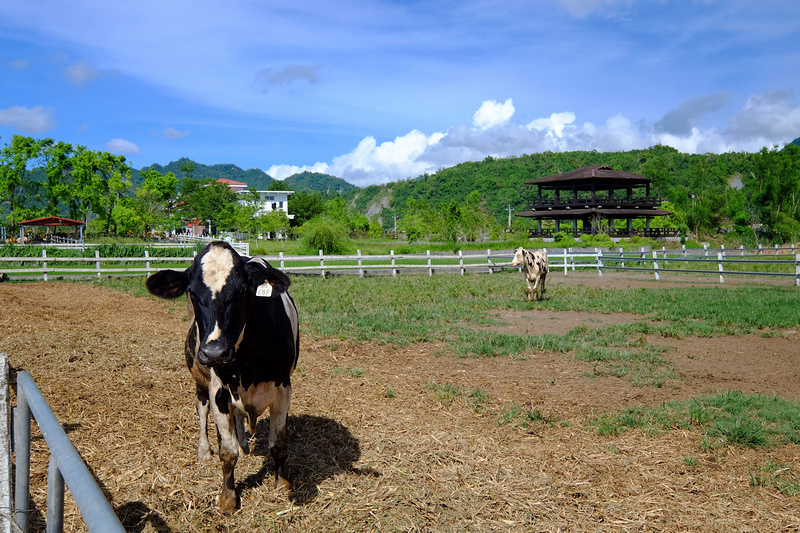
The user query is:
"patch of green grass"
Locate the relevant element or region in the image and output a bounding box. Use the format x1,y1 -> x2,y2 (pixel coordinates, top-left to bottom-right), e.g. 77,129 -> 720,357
426,382 -> 489,413
750,459 -> 800,495
590,391 -> 800,449
497,405 -> 559,429
331,367 -> 365,378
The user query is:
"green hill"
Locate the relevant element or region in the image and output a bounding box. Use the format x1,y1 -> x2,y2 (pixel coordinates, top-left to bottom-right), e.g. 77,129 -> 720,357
284,171 -> 357,195
135,158 -> 274,189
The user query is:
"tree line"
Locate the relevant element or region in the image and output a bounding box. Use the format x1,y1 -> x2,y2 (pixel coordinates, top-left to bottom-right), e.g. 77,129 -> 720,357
0,135 -> 294,240
3,133 -> 800,246
350,142 -> 800,245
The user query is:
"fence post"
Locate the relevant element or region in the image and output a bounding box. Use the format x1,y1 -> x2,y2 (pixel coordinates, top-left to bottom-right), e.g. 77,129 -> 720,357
597,249 -> 603,277
145,250 -> 151,278
47,454 -> 65,532
652,250 -> 660,280
95,250 -> 101,278
459,250 -> 464,276
796,253 -> 800,287
357,250 -> 364,278
427,250 -> 432,277
740,245 -> 745,256
775,244 -> 780,255
0,353 -> 10,533
319,250 -> 325,279
564,249 -> 569,275
279,251 -> 284,270
14,379 -> 31,532
487,249 -> 493,274
391,250 -> 397,278
42,249 -> 47,282
718,252 -> 725,283
758,244 -> 763,256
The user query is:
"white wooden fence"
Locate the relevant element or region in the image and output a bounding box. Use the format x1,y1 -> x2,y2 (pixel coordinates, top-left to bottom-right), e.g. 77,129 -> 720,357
1,247 -> 798,285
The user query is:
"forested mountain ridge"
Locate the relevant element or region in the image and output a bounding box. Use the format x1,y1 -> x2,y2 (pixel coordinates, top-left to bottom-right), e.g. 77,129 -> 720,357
344,143 -> 800,242
135,158 -> 274,189
134,143 -> 800,241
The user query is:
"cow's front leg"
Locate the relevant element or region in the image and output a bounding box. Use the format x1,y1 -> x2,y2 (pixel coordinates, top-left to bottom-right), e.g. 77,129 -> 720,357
234,409 -> 250,456
539,272 -> 547,300
196,384 -> 212,461
531,276 -> 541,301
269,384 -> 292,491
525,279 -> 533,302
210,374 -> 240,512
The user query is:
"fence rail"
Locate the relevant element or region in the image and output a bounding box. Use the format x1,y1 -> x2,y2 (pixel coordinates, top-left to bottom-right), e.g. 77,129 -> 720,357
0,246 -> 798,285
2,354 -> 125,532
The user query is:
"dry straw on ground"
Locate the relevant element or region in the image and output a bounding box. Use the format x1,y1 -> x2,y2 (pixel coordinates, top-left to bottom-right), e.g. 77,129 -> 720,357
1,275 -> 799,532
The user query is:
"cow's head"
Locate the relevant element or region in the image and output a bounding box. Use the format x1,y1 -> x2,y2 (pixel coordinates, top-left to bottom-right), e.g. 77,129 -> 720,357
146,241 -> 289,367
510,247 -> 526,267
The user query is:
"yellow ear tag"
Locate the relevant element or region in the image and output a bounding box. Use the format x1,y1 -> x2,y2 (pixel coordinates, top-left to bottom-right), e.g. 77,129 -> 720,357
256,283 -> 273,297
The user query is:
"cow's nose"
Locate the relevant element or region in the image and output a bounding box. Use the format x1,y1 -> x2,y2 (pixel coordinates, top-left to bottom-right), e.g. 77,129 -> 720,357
198,340 -> 228,366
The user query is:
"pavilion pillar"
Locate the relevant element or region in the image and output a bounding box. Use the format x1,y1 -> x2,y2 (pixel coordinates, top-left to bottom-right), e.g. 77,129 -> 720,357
555,219 -> 561,232
537,219 -> 542,235
646,216 -> 651,235
627,218 -> 633,235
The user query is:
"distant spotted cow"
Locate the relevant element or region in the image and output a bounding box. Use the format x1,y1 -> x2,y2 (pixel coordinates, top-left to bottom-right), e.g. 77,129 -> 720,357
146,241 -> 299,512
510,247 -> 549,302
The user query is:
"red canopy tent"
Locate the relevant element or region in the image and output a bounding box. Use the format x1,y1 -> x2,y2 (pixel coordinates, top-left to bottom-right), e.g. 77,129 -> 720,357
17,216 -> 85,243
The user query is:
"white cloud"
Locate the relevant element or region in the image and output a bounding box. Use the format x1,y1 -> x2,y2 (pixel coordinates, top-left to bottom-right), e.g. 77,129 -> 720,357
556,0 -> 634,18
105,138 -> 140,155
64,61 -> 101,86
527,112 -> 577,138
161,127 -> 190,139
8,58 -> 28,70
728,90 -> 800,142
472,99 -> 515,130
0,105 -> 56,133
253,64 -> 320,93
654,91 -> 732,136
266,90 -> 799,187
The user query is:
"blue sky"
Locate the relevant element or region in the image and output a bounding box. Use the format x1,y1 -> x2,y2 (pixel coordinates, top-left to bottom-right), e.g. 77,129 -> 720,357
1,0 -> 799,187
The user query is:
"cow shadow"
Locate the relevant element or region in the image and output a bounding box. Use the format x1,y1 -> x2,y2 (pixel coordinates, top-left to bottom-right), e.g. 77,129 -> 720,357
240,414 -> 379,505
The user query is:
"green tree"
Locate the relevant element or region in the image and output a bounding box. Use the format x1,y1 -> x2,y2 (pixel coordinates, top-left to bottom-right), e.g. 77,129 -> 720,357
289,191 -> 326,226
42,141 -> 74,217
0,135 -> 52,227
134,168 -> 178,235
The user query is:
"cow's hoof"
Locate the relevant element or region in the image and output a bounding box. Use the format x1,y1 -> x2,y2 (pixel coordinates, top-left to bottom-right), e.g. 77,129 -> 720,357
217,491 -> 238,514
198,447 -> 212,462
275,476 -> 291,492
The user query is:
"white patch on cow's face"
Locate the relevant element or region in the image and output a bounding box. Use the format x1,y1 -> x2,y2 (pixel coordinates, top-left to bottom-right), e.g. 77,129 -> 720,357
201,245 -> 234,298
511,247 -> 525,266
207,323 -> 223,342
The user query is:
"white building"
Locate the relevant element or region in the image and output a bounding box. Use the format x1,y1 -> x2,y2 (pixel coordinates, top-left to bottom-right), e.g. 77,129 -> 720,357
217,179 -> 294,220
252,190 -> 294,219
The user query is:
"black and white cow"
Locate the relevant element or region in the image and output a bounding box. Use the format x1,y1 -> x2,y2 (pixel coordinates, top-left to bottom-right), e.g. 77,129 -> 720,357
510,246 -> 549,302
145,241 -> 299,512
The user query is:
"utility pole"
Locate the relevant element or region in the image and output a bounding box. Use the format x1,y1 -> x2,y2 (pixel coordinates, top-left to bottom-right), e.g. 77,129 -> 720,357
506,204 -> 513,229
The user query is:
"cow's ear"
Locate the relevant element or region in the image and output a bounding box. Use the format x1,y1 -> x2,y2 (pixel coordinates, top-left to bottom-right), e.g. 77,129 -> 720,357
245,261 -> 291,291
146,269 -> 190,299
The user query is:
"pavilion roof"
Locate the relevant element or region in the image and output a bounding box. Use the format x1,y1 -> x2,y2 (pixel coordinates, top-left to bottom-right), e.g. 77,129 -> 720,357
18,216 -> 85,226
524,165 -> 650,186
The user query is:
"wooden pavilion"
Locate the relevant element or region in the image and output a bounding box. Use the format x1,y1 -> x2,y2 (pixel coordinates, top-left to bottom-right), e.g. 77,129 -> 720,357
515,164 -> 676,238
17,216 -> 85,244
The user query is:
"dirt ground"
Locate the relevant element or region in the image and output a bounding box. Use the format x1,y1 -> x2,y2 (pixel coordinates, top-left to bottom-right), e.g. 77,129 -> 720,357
1,274 -> 799,532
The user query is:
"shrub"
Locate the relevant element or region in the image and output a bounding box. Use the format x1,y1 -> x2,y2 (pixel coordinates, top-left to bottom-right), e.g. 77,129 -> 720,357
299,217 -> 353,255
